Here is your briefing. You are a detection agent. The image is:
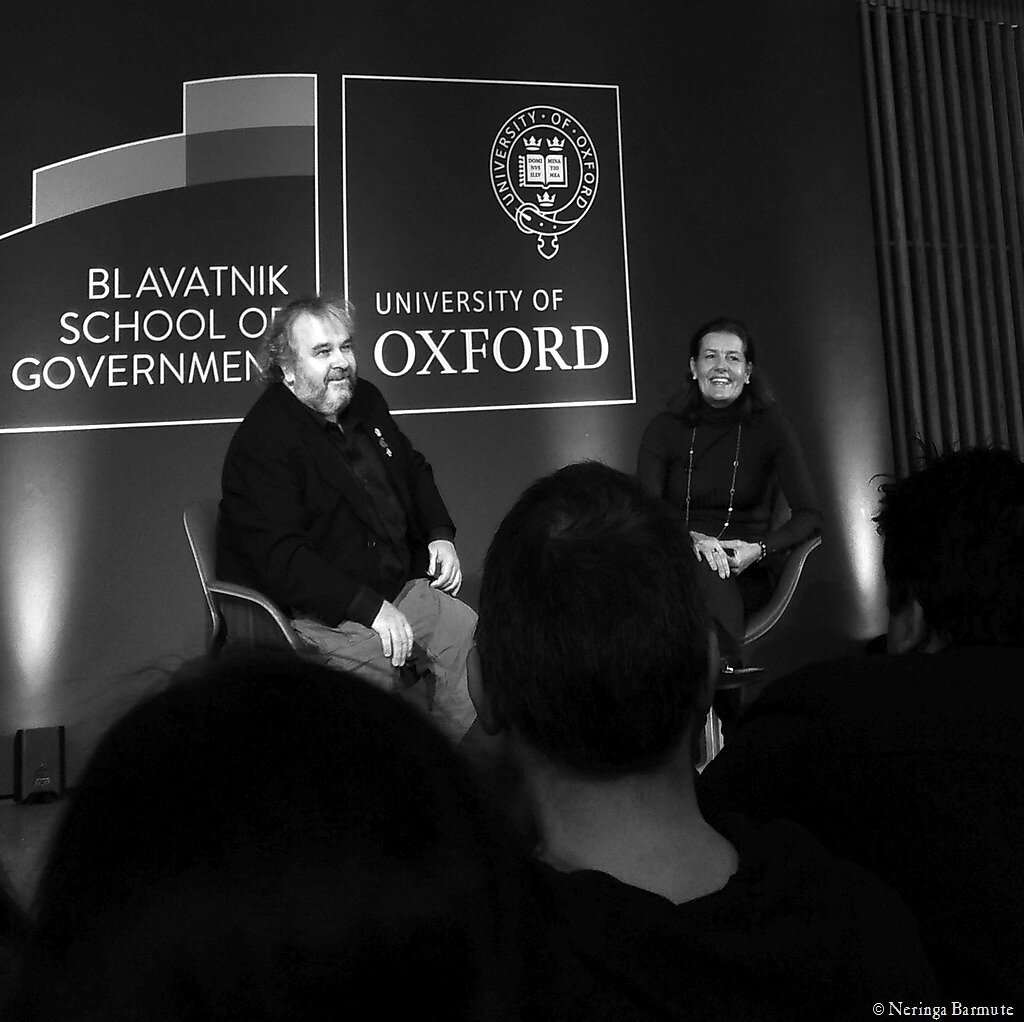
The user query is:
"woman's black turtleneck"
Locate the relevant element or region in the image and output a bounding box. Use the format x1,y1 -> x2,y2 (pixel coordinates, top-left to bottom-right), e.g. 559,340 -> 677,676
637,397 -> 820,555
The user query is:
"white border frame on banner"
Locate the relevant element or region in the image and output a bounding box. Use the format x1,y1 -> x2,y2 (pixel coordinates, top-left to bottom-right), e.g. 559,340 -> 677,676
341,74 -> 636,417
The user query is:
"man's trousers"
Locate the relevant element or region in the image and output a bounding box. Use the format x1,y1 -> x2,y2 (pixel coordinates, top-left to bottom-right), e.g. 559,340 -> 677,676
291,578 -> 477,743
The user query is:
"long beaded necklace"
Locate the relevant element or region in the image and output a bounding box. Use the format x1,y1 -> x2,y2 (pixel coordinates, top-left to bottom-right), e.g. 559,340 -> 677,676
683,423 -> 743,538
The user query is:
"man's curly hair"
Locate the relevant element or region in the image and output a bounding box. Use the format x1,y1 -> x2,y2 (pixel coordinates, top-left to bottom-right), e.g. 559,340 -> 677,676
874,447 -> 1024,645
256,295 -> 354,384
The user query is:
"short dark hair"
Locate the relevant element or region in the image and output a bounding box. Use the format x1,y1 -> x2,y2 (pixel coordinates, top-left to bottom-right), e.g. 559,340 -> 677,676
17,653 -> 538,1019
476,461 -> 710,776
257,294 -> 354,383
668,316 -> 774,422
874,447 -> 1024,645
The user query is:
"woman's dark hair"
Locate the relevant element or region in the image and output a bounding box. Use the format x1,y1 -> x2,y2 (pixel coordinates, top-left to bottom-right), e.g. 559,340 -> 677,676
668,316 -> 775,423
15,653 -> 546,1020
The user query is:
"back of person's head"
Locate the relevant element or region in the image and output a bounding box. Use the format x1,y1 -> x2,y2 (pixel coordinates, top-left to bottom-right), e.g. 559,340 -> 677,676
16,653 -> 539,1021
874,446 -> 1024,646
476,461 -> 710,777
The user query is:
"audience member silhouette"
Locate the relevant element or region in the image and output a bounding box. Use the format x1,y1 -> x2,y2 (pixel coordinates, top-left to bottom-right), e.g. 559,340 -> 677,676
1,863 -> 28,1010
14,653 -> 548,1020
473,461 -> 937,1019
699,447 -> 1024,1000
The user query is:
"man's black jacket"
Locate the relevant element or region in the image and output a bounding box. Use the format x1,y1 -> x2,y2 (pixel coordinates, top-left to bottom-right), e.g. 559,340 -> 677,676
217,380 -> 455,627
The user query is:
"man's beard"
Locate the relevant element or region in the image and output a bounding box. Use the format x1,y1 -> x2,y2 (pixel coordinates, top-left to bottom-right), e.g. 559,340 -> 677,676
292,369 -> 356,417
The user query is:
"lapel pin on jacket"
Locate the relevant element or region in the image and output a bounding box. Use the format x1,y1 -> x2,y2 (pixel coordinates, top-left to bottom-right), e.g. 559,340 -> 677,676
373,427 -> 393,457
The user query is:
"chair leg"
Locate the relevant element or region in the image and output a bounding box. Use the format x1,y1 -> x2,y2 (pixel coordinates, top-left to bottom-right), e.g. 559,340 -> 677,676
209,626 -> 226,657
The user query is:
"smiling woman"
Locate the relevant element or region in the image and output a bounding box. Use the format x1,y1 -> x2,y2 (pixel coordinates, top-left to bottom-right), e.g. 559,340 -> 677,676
637,318 -> 822,668
691,328 -> 751,409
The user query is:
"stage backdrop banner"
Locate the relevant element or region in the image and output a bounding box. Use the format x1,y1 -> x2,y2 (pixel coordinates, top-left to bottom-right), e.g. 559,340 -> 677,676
342,75 -> 635,415
0,75 -> 320,434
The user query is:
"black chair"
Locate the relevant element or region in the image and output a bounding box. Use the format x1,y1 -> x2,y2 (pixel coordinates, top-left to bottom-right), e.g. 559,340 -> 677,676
742,533 -> 822,645
183,500 -> 428,703
701,485 -> 822,766
183,498 -> 306,655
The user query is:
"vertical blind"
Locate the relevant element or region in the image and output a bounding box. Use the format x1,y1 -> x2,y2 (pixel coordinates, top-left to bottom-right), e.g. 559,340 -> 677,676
859,0 -> 1024,474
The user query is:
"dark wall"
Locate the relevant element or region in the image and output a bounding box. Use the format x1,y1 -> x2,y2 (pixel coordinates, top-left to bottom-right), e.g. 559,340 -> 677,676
0,0 -> 892,788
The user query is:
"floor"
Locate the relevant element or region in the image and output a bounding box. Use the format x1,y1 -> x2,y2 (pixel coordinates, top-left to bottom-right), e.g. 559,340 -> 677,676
0,796 -> 65,911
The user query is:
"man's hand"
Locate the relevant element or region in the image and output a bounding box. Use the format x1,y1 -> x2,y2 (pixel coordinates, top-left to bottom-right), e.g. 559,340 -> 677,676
690,531 -> 731,579
371,600 -> 415,667
427,539 -> 462,595
720,539 -> 763,575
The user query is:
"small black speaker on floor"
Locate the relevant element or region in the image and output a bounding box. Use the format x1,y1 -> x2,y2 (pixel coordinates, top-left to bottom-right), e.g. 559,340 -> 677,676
14,726 -> 65,803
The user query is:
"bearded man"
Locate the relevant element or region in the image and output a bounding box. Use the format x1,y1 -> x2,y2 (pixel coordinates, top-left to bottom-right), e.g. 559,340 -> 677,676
217,295 -> 477,742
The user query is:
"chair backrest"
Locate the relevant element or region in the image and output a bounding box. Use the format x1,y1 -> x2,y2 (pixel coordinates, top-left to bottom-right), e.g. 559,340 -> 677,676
767,477 -> 791,531
743,535 -> 822,645
183,498 -> 221,639
740,475 -> 822,645
183,498 -> 304,654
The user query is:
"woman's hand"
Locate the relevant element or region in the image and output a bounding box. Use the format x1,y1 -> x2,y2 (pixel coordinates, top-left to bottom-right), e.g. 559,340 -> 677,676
720,539 -> 763,575
690,531 -> 732,579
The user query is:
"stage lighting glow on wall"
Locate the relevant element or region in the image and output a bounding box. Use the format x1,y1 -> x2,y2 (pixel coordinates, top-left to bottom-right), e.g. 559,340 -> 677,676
831,455 -> 888,640
1,447 -> 83,710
